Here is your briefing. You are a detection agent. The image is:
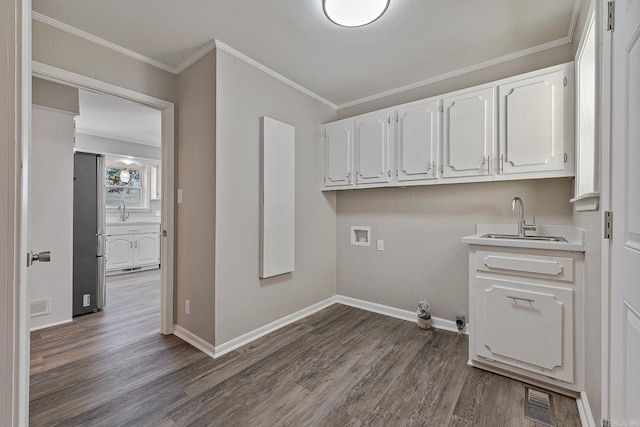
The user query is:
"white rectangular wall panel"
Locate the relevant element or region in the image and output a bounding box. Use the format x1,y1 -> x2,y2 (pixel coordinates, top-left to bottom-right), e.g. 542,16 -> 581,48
260,117 -> 295,278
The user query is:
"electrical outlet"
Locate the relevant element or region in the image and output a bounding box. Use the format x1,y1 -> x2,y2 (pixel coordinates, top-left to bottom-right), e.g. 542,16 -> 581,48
185,299 -> 190,315
377,240 -> 384,251
83,294 -> 90,307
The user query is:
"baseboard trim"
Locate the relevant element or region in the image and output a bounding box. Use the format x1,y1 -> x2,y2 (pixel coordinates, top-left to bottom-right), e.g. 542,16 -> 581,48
576,391 -> 596,427
176,295 -> 468,361
29,318 -> 72,332
173,325 -> 216,359
335,295 -> 467,334
213,296 -> 339,358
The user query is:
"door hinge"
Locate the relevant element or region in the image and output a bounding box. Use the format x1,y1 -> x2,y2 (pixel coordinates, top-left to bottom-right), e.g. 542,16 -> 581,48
604,211 -> 613,239
563,76 -> 568,87
607,1 -> 615,31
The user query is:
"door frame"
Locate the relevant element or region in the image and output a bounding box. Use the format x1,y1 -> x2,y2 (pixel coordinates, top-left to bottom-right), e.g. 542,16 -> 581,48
31,61 -> 177,337
598,0 -> 612,421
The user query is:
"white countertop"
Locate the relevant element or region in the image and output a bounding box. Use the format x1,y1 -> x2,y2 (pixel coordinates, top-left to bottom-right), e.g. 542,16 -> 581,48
107,220 -> 161,226
462,224 -> 585,252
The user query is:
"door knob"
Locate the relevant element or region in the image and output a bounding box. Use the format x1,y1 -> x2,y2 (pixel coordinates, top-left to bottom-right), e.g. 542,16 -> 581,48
27,251 -> 51,267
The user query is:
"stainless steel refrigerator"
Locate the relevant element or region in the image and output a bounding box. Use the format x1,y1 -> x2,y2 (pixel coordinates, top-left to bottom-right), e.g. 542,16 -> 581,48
73,152 -> 106,316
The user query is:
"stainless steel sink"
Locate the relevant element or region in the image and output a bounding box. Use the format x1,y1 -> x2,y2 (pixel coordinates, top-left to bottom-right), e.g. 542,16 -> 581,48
480,233 -> 567,242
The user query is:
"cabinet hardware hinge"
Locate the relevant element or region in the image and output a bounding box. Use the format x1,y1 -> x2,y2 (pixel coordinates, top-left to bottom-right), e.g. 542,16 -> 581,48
604,211 -> 613,239
607,1 -> 615,31
564,152 -> 568,163
563,76 -> 568,87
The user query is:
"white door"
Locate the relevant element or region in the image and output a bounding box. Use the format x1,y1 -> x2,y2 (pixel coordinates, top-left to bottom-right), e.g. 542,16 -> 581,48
442,87 -> 494,178
323,121 -> 352,188
133,233 -> 159,266
354,111 -> 390,185
28,107 -> 75,330
396,100 -> 439,182
609,0 -> 640,422
498,68 -> 567,175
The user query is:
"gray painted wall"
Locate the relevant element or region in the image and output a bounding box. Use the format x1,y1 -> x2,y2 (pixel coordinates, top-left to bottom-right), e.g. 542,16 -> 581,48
33,19 -> 176,103
214,49 -> 337,345
336,179 -> 574,321
33,77 -> 79,114
175,50 -> 217,344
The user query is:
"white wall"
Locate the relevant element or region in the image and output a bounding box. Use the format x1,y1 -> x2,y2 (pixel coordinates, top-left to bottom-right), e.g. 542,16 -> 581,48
337,179 -> 574,321
29,107 -> 75,330
214,48 -> 337,345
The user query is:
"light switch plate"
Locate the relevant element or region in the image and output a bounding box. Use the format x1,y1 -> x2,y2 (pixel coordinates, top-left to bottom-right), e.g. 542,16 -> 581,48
377,240 -> 384,251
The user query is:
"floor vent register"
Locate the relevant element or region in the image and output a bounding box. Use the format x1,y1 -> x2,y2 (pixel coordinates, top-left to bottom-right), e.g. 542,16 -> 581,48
524,386 -> 555,426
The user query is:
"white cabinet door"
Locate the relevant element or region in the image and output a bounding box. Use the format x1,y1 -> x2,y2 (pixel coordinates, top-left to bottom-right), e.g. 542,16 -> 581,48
396,101 -> 439,182
106,235 -> 133,270
475,278 -> 574,383
354,111 -> 390,186
442,87 -> 494,178
323,121 -> 352,188
133,233 -> 159,266
498,68 -> 567,174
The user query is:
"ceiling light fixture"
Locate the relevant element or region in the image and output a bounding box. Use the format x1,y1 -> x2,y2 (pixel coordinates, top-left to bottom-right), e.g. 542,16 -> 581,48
120,168 -> 131,183
323,0 -> 390,28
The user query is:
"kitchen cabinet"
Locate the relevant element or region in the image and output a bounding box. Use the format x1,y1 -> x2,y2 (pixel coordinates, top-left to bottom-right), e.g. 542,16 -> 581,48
321,62 -> 575,191
106,223 -> 160,274
354,111 -> 391,186
322,120 -> 353,188
396,100 -> 439,182
498,66 -> 571,175
466,245 -> 585,392
442,87 -> 495,179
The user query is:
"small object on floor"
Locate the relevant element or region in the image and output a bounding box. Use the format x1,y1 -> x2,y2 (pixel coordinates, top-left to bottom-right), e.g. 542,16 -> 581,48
417,300 -> 431,329
455,314 -> 465,333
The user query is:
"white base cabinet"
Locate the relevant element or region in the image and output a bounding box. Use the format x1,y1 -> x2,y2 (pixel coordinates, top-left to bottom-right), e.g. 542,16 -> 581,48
468,246 -> 584,392
106,223 -> 160,274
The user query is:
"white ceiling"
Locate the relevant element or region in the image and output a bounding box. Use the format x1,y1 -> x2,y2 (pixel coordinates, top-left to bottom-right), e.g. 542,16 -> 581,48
33,0 -> 580,107
76,90 -> 162,146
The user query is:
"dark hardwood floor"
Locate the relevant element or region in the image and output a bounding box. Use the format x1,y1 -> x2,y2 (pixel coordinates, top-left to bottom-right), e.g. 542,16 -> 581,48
30,271 -> 581,426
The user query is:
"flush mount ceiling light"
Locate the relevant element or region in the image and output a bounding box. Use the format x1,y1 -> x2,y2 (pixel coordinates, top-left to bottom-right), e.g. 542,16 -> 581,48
323,0 -> 390,27
120,168 -> 130,183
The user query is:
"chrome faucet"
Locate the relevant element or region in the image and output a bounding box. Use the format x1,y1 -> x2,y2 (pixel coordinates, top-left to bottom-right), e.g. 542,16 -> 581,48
118,200 -> 128,222
511,196 -> 536,237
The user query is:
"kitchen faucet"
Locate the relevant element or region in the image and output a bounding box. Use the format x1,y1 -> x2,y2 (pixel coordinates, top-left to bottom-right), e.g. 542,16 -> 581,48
118,200 -> 128,222
511,196 -> 536,237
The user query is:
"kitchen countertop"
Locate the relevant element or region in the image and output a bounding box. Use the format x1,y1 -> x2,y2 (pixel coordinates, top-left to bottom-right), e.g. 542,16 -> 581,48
462,224 -> 585,252
106,220 -> 161,226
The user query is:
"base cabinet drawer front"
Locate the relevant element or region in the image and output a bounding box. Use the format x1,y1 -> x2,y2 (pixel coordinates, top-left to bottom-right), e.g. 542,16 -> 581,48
476,278 -> 574,383
476,251 -> 574,282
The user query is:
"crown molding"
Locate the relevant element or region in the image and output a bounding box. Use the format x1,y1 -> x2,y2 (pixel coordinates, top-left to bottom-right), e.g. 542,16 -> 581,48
32,11 -> 177,74
337,36 -> 573,110
175,40 -> 217,74
212,40 -> 337,109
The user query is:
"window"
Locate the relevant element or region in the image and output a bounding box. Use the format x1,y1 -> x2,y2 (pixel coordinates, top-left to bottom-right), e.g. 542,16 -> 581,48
105,163 -> 149,209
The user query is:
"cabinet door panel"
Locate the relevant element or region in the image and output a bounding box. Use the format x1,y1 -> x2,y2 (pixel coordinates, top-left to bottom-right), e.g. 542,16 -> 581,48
499,70 -> 565,174
134,233 -> 159,266
443,88 -> 494,178
355,112 -> 390,185
106,236 -> 133,269
324,122 -> 352,187
476,279 -> 574,383
397,101 -> 438,181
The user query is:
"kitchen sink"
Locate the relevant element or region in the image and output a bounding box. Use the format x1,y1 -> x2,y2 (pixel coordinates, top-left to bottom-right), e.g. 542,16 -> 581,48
480,233 -> 568,242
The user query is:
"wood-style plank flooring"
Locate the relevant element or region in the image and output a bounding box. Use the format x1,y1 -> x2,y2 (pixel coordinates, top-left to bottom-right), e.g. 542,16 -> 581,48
30,271 -> 581,426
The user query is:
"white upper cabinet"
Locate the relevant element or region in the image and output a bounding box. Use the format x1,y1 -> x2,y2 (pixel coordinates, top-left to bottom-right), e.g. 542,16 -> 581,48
354,111 -> 390,186
442,87 -> 495,178
323,120 -> 353,188
396,100 -> 439,182
321,62 -> 574,191
498,66 -> 571,175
